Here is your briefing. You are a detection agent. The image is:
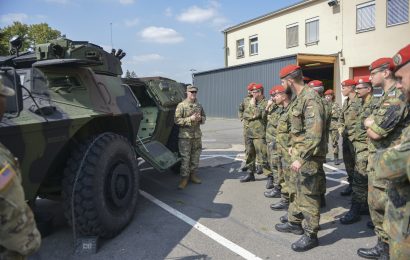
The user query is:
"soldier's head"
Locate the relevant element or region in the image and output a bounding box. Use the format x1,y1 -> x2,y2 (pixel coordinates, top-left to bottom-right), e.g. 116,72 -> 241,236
247,82 -> 256,97
308,80 -> 324,96
186,85 -> 198,102
393,44 -> 410,102
250,83 -> 264,100
270,85 -> 288,105
354,76 -> 373,99
0,77 -> 16,121
279,65 -> 303,91
340,79 -> 356,97
324,89 -> 334,102
369,57 -> 396,89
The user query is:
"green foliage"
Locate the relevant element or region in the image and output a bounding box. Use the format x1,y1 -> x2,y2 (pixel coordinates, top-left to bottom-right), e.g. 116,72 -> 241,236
0,22 -> 61,55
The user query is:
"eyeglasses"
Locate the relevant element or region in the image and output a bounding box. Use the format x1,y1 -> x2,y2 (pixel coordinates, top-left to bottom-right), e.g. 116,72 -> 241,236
189,91 -> 197,93
355,87 -> 369,90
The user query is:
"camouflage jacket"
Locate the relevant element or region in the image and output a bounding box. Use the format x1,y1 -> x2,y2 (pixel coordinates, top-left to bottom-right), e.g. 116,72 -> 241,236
289,87 -> 326,163
352,95 -> 379,152
329,101 -> 341,131
0,143 -> 41,258
265,103 -> 281,143
374,123 -> 410,241
242,97 -> 267,139
174,99 -> 206,139
368,84 -> 409,154
276,103 -> 292,151
322,97 -> 332,153
238,96 -> 251,124
338,95 -> 362,141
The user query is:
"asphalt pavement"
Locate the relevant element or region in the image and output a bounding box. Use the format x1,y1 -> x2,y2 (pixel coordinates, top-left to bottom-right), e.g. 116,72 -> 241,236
31,118 -> 375,260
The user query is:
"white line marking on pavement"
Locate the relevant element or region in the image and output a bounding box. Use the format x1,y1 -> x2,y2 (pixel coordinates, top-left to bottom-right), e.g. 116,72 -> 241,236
140,190 -> 263,260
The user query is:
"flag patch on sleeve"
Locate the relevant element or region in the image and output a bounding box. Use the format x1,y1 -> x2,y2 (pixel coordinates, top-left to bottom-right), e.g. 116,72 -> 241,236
0,163 -> 16,191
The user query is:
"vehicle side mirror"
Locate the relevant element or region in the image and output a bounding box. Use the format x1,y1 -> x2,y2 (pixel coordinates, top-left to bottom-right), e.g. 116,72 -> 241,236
1,67 -> 23,116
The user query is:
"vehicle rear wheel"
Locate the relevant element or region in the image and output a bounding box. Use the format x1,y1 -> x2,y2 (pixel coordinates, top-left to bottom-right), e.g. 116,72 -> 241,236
62,132 -> 139,238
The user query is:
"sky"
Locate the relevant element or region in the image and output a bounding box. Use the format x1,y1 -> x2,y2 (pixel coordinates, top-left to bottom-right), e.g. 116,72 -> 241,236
0,0 -> 301,83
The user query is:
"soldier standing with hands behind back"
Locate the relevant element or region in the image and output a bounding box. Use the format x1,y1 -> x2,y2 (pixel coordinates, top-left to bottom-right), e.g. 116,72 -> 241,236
0,79 -> 41,259
174,85 -> 206,190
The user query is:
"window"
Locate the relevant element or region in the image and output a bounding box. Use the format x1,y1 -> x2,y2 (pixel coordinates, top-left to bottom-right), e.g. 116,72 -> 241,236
305,17 -> 319,45
357,1 -> 376,33
387,0 -> 409,26
249,36 -> 258,55
236,39 -> 244,58
286,23 -> 298,48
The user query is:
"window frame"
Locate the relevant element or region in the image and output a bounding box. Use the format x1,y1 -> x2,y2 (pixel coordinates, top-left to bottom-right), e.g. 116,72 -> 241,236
249,35 -> 258,56
305,17 -> 319,46
286,23 -> 299,48
236,38 -> 245,59
386,0 -> 409,27
356,0 -> 376,33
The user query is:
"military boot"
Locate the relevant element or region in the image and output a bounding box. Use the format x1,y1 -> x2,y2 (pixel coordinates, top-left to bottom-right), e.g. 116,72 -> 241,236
275,222 -> 304,235
240,172 -> 255,183
270,199 -> 289,211
190,173 -> 202,184
378,242 -> 390,260
340,202 -> 361,224
279,213 -> 288,223
264,186 -> 281,198
320,194 -> 326,208
240,162 -> 248,172
291,234 -> 319,252
265,175 -> 274,189
334,153 -> 341,165
255,164 -> 263,175
340,184 -> 353,196
360,203 -> 370,215
357,238 -> 384,259
178,177 -> 189,190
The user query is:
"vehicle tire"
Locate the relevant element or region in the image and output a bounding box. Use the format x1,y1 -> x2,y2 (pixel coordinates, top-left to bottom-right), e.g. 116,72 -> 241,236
166,125 -> 181,174
62,132 -> 139,238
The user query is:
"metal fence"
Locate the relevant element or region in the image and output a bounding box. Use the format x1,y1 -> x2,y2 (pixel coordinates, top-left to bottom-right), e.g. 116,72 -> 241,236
193,55 -> 297,118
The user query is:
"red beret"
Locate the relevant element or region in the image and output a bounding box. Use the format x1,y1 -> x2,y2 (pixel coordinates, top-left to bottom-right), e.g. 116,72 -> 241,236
303,76 -> 312,82
341,79 -> 356,87
355,76 -> 371,85
279,64 -> 301,79
250,83 -> 263,91
369,57 -> 395,71
393,44 -> 410,71
269,85 -> 285,95
324,89 -> 334,95
247,82 -> 257,91
308,80 -> 323,88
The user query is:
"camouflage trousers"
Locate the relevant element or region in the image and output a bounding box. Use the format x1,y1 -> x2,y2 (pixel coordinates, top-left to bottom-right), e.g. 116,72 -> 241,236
329,130 -> 339,155
352,148 -> 369,204
288,158 -> 324,236
244,135 -> 256,171
267,140 -> 283,186
342,137 -> 355,185
390,237 -> 410,260
247,138 -> 270,174
279,147 -> 293,201
178,138 -> 202,178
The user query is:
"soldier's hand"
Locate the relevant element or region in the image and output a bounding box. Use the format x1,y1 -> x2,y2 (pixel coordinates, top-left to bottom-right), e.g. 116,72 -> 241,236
190,114 -> 197,121
364,117 -> 374,129
267,99 -> 274,108
288,147 -> 292,156
290,160 -> 302,172
250,97 -> 256,105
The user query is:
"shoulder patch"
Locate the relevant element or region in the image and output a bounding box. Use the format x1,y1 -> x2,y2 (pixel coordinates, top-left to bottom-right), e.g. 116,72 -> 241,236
388,91 -> 396,97
0,163 -> 16,191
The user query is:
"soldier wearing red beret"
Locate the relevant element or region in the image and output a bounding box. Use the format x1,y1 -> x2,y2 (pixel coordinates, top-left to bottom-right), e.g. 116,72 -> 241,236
324,89 -> 342,165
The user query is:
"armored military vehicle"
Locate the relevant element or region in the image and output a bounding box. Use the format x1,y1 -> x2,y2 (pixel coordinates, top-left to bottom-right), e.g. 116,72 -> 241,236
0,36 -> 184,238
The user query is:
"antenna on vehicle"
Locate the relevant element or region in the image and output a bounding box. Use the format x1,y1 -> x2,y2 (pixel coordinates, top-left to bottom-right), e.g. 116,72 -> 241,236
110,22 -> 113,49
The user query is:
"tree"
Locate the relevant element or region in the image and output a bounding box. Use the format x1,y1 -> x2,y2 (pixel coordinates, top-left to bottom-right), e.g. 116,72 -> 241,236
0,22 -> 61,55
125,70 -> 131,78
130,71 -> 137,78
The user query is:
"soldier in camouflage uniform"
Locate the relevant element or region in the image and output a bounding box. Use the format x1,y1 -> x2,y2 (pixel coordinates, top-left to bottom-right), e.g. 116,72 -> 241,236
324,89 -> 342,165
339,79 -> 361,196
264,86 -> 283,196
274,65 -> 326,252
239,83 -> 256,172
340,76 -> 376,225
240,83 -> 270,182
374,44 -> 410,260
0,80 -> 41,259
174,85 -> 206,190
358,58 -> 409,259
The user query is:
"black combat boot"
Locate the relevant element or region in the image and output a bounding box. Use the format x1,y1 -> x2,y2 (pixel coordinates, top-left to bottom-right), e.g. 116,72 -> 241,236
270,199 -> 289,211
320,194 -> 326,208
279,213 -> 288,223
340,184 -> 353,196
334,153 -> 341,165
264,186 -> 281,198
357,238 -> 384,259
378,242 -> 390,260
340,202 -> 361,224
255,165 -> 263,175
240,172 -> 255,183
240,165 -> 248,172
291,234 -> 319,252
275,222 -> 304,235
360,203 -> 370,215
265,175 -> 274,189
367,220 -> 375,229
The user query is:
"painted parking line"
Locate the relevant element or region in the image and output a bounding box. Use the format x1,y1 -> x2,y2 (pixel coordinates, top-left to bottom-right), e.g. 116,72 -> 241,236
140,190 -> 263,260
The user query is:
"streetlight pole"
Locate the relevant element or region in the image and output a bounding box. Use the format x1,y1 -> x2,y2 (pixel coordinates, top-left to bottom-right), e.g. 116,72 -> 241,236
189,69 -> 196,84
